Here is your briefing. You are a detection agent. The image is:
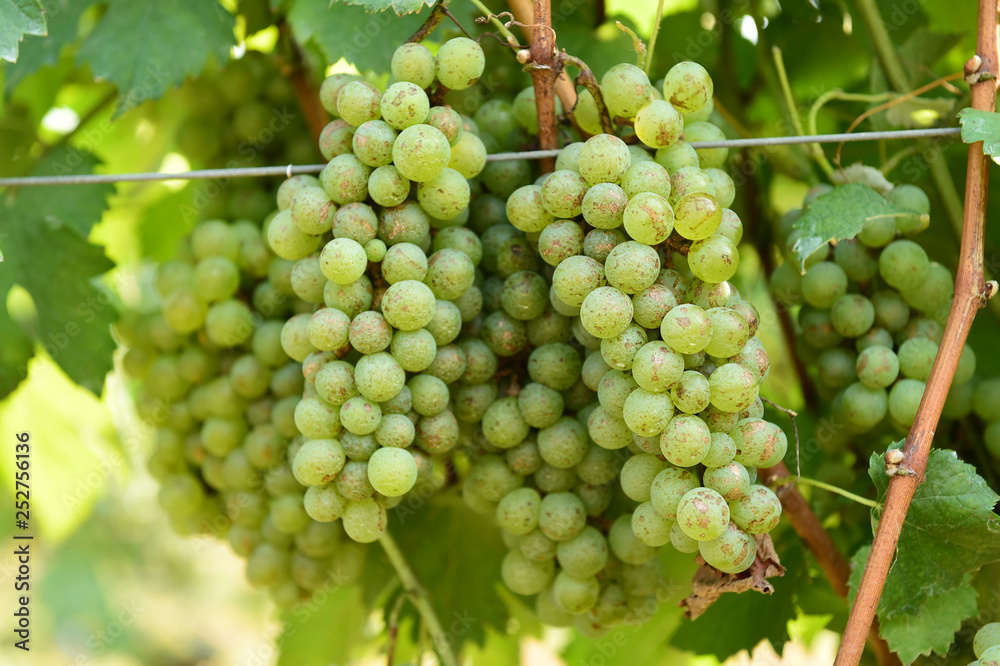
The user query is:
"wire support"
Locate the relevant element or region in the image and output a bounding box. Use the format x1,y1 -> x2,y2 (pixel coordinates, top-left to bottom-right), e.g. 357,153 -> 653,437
0,127 -> 963,187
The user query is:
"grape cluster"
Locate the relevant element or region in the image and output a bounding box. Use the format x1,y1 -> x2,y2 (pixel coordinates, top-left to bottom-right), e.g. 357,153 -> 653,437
119,216 -> 367,609
771,183 -> 990,435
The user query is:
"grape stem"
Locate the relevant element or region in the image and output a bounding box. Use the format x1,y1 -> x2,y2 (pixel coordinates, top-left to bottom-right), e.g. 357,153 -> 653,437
643,0 -> 666,75
836,1 -> 999,663
385,591 -> 411,666
562,54 -> 616,135
771,46 -> 835,177
760,396 -> 801,479
276,21 -> 328,143
525,0 -> 559,172
378,531 -> 459,666
771,476 -> 880,509
407,0 -> 452,43
469,0 -> 519,44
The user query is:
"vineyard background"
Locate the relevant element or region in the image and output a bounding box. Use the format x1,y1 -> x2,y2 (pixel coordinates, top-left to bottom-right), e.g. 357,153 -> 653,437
1,0 -> 999,664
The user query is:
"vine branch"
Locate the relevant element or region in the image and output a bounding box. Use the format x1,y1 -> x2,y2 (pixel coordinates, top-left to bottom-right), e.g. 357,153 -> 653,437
378,531 -> 459,666
407,0 -> 451,43
562,54 -> 615,135
835,1 -> 999,663
507,0 -> 578,115
525,0 -> 558,172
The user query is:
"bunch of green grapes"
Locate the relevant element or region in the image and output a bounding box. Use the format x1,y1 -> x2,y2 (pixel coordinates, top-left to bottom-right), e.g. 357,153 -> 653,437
452,60 -> 786,635
770,183 -> 991,437
268,38 -> 500,545
118,216 -> 366,610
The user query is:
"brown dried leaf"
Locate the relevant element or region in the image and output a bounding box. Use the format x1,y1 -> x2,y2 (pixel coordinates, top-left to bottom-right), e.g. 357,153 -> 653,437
681,534 -> 785,620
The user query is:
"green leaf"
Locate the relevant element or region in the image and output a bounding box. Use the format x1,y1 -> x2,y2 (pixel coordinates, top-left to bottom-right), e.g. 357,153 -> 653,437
791,183 -> 915,271
277,585 -> 367,665
76,0 -> 235,117
852,449 -> 1000,663
286,0 -> 427,73
958,108 -> 1000,165
338,0 -> 435,16
3,0 -> 95,94
0,146 -> 117,396
0,0 -> 46,63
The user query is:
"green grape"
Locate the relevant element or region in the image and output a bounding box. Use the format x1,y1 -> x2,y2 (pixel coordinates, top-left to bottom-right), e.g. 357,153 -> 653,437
290,186 -> 336,235
552,255 -> 606,307
713,209 -> 743,246
660,304 -> 712,354
975,623 -> 1000,658
887,184 -> 930,234
507,440 -> 543,475
336,80 -> 382,127
351,119 -> 397,167
649,466 -> 700,520
600,324 -> 648,371
289,257 -> 325,304
506,185 -> 553,233
704,168 -> 735,208
320,154 -> 371,205
619,453 -> 668,502
620,161 -> 671,200
608,513 -> 657,564
631,501 -> 673,547
538,492 -> 587,542
538,220 -> 584,266
841,381 -> 888,430
541,169 -> 589,219
830,294 -> 875,338
900,261 -> 953,314
698,521 -> 756,574
659,414 -> 711,466
801,261 -> 848,309
380,82 -> 430,131
500,270 -> 548,321
575,445 -> 620,485
898,317 -> 943,344
687,235 -> 739,283
798,307 -> 843,350
579,286 -> 633,339
703,461 -> 750,501
406,374 -> 449,417
535,415 -> 591,471
669,167 -> 714,201
391,42 -> 436,88
267,209 -> 322,260
317,238 -> 366,286
426,106 -> 463,146
378,280 -> 434,331
379,201 -> 431,247
683,121 -> 728,168
854,327 -> 895,353
473,99 -> 516,142
245,543 -> 290,587
204,299 -> 254,348
815,347 -> 856,389
879,239 -> 929,290
436,38 -> 484,90
669,521 -> 700,553
604,241 -> 660,294
553,571 -> 601,615
334,202 -> 378,245
555,525 -> 609,578
701,431 -> 736,467
366,447 -> 417,497
833,238 -> 877,282
656,141 -> 699,173
597,368 -> 638,417
201,416 -> 246,458
729,485 -> 781,534
269,494 -> 310,535
622,192 -> 674,245
336,460 -> 376,501
578,134 -> 631,186
634,100 -> 683,149
582,182 -> 628,230
631,284 -> 677,330
897,337 -> 938,381
482,396 -> 530,449
588,405 -> 633,450
704,308 -> 749,358
675,487 -> 729,541
424,248 -> 474,300
662,61 -> 713,114
481,310 -> 528,357
481,159 -> 532,198
501,549 -> 555,596
673,192 -> 722,240
319,119 -> 355,160
448,131 -> 487,179
342,498 -> 387,543
392,124 -> 451,182
527,342 -> 582,391
161,288 -> 207,334
348,312 -> 391,355
424,344 -> 467,383
459,338 -> 498,383
770,260 -> 802,306
623,388 -> 675,437
414,410 -> 459,454
583,228 -> 625,264
192,219 -> 241,260
601,63 -> 653,118
982,646 -> 1000,666
451,383 -> 496,422
630,341 -> 685,393
305,308 -> 349,352
535,463 -> 578,494
669,370 -> 711,414
888,378 -> 925,427
353,352 -> 405,402
708,363 -> 758,412
319,73 -> 361,116
375,412 -> 416,448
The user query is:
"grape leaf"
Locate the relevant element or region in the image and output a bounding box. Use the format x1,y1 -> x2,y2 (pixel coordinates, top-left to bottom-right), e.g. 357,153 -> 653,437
958,108 -> 1000,165
3,0 -> 95,94
76,0 -> 235,117
0,146 -> 117,396
336,0 -> 435,16
0,0 -> 46,62
791,183 -> 914,271
277,585 -> 367,665
849,449 -> 1000,663
286,0 -> 427,73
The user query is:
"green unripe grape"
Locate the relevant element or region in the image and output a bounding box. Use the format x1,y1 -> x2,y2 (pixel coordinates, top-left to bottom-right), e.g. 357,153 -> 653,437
319,238 -> 367,286
683,121 -> 727,168
703,461 -> 750,501
842,381 -> 889,430
342,498 -> 387,543
572,88 -> 602,134
354,352 -> 405,402
482,396 -> 530,449
662,61 -> 713,114
319,119 -> 355,160
587,405 -> 633,450
367,447 -> 417,497
339,396 -> 382,436
900,261 -> 953,314
621,161 -> 671,200
705,168 -> 735,208
535,416 -> 587,468
631,341 -> 685,393
381,280 -> 436,331
314,360 -> 357,405
506,185 -> 553,233
291,186 -> 336,235
669,166 -> 715,202
528,342 -> 582,391
661,304 -> 713,354
502,549 -> 555,596
381,242 -> 427,284
833,238 -> 878,282
673,192 -> 722,240
303,484 -> 346,522
669,521 -> 700,553
601,63 -> 653,118
292,438 -> 346,486
608,513 -> 657,564
623,388 -> 675,437
634,99 -> 683,149
555,526 -> 609,577
729,485 -> 781,534
538,220 -> 585,266
888,378 -> 925,427
161,288 -> 207,334
426,300 -> 463,346
449,131 -> 487,179
519,383 -> 565,429
702,431 -> 737,467
868,291 -> 909,333
481,310 -> 528,357
424,248 -> 475,300
351,119 -> 397,167
380,82 -> 430,130
290,257 -> 326,304
319,72 -> 361,116
579,286 -> 633,339
426,105 -> 463,146
435,38 -> 485,90
583,228 -> 625,264
541,169 -> 589,219
582,182 -> 628,230
975,623 -> 1000,658
552,255 -> 606,307
699,521 -> 756,573
898,337 -> 938,381
538,492 -> 587,542
392,124 -> 451,182
619,454 -> 669,502
649,466 -> 700,520
307,307 -> 351,351
578,133 -> 631,186
391,42 -> 435,88
414,410 -> 460,454
511,86 -> 564,133
553,571 -> 601,615
600,324 -> 648,370
830,294 -> 875,338
295,396 -> 343,439
705,308 -> 749,358
337,80 -> 382,127
676,487 -> 729,541
267,209 -> 321,260
630,501 -> 673,548
473,99 -> 516,142
889,184 -> 931,234
604,241 -> 660,294
333,202 -> 378,244
879,239 -> 929,290
670,370 -> 711,414
597,368 -> 637,416
708,363 -> 758,412
321,153 -> 371,205
688,235 -> 739,283
659,414 -> 711,466
205,299 -> 254,348
801,261 -> 848,309
622,192 -> 674,244
632,283 -> 677,330
816,347 -> 856,389
656,141 -> 699,173
417,167 -> 470,220
375,413 -> 416,448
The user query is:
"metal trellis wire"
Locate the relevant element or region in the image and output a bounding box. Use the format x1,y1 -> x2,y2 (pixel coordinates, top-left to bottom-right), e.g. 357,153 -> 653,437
0,127 -> 962,187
